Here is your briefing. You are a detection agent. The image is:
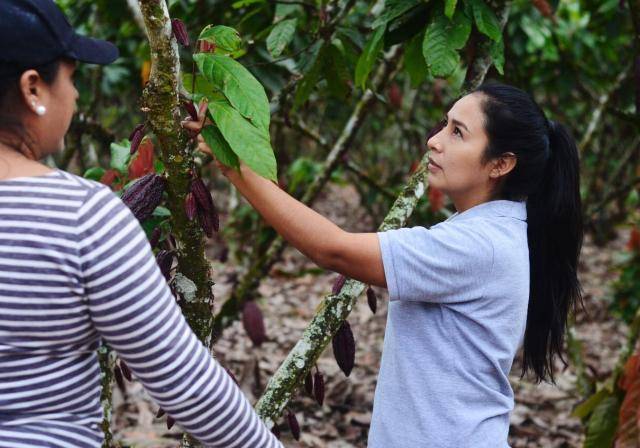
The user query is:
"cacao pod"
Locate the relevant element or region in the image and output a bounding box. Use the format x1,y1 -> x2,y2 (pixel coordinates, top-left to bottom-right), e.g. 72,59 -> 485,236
271,423 -> 281,440
121,173 -> 166,222
156,250 -> 174,281
129,124 -> 145,155
531,0 -> 553,18
366,286 -> 377,314
304,371 -> 313,396
332,321 -> 355,377
183,101 -> 198,121
313,370 -> 324,406
286,410 -> 300,441
332,274 -> 346,295
242,301 -> 267,346
628,227 -> 640,252
149,227 -> 162,249
171,18 -> 189,47
191,177 -> 219,236
113,365 -> 125,391
184,193 -> 197,221
388,82 -> 403,109
119,359 -> 132,382
156,408 -> 165,418
166,415 -> 175,430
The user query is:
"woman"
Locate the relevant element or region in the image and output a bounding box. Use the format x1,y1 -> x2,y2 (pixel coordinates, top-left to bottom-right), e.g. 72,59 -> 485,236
187,83 -> 584,447
0,1 -> 281,447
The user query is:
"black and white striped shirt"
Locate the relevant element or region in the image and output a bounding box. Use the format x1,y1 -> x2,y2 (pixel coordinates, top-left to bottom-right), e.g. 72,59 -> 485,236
0,169 -> 281,448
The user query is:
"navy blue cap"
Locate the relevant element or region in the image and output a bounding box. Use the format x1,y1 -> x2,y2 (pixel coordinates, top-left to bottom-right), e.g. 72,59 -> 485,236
0,0 -> 119,77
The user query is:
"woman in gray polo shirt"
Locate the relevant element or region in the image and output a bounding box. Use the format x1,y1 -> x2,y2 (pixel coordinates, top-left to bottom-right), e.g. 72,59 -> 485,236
189,82 -> 583,447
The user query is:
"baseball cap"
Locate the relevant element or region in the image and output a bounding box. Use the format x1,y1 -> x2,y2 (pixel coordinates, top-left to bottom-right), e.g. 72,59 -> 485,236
0,0 -> 119,77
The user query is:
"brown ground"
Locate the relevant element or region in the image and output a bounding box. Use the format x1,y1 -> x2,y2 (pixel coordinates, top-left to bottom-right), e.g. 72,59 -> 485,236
111,183 -> 631,447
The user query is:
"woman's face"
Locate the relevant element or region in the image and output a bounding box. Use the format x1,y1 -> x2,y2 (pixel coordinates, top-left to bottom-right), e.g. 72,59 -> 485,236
426,93 -> 507,211
18,59 -> 79,158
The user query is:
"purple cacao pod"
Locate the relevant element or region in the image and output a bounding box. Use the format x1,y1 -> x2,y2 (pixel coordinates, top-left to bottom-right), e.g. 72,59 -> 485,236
366,286 -> 377,314
304,371 -> 313,396
166,415 -> 175,430
121,173 -> 166,222
149,227 -> 162,249
286,410 -> 300,441
171,18 -> 189,47
185,192 -> 197,221
242,301 -> 267,346
129,124 -> 145,155
156,408 -> 166,418
332,274 -> 346,295
332,321 -> 355,377
313,370 -> 324,406
119,359 -> 132,382
183,101 -> 198,121
155,250 -> 174,281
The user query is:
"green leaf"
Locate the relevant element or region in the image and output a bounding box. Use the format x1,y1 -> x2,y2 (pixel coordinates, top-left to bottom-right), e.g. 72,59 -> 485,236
293,44 -> 327,108
488,36 -> 504,75
198,25 -> 243,54
468,0 -> 502,42
325,43 -> 350,99
372,0 -> 422,28
355,25 -> 386,89
572,388 -> 609,419
110,140 -> 131,174
423,9 -> 471,78
83,167 -> 105,181
201,125 -> 240,170
266,18 -> 297,57
583,394 -> 621,448
444,0 -> 458,19
194,53 -> 270,133
208,100 -> 277,181
404,30 -> 428,87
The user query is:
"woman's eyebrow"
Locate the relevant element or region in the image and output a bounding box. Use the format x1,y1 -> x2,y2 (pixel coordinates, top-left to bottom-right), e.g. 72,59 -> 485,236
446,113 -> 470,134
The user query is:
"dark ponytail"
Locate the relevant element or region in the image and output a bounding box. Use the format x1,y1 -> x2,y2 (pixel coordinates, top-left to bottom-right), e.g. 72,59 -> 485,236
473,82 -> 584,384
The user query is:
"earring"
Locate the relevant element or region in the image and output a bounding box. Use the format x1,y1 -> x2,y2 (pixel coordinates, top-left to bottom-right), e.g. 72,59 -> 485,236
35,105 -> 46,116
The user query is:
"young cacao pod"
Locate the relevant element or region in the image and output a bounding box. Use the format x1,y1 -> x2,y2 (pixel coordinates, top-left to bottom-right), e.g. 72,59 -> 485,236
156,250 -> 174,281
184,192 -> 197,221
332,321 -> 355,377
313,370 -> 324,406
332,274 -> 346,295
121,173 -> 166,222
113,364 -> 125,391
183,100 -> 198,121
286,410 -> 300,441
119,359 -> 132,382
304,371 -> 313,396
271,423 -> 281,440
366,286 -> 377,314
171,18 -> 189,47
242,301 -> 267,346
166,415 -> 175,430
388,83 -> 403,109
128,124 -> 145,155
191,177 -> 219,235
156,408 -> 166,418
149,227 -> 162,249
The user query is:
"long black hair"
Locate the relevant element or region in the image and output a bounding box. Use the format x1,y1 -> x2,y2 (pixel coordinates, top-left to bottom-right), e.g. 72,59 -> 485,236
473,82 -> 584,384
0,59 -> 62,153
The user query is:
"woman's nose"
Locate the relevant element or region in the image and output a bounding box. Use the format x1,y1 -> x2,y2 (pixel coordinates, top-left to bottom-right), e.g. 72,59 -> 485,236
427,135 -> 442,153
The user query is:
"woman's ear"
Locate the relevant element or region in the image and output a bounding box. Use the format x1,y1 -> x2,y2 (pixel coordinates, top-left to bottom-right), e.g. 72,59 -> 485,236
18,70 -> 46,115
489,152 -> 517,179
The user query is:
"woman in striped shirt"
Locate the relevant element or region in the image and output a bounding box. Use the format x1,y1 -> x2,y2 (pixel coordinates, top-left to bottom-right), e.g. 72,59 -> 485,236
0,1 -> 281,447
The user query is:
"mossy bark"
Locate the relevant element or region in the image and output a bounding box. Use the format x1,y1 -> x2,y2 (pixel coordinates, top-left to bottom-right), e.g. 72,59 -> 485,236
254,1 -> 510,422
138,0 -> 214,343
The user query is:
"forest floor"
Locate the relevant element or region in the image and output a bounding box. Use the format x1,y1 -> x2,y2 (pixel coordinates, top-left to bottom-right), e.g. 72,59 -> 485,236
111,183 -> 631,448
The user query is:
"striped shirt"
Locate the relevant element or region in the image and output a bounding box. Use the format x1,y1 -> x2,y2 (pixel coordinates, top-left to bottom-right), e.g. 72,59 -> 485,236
0,169 -> 281,448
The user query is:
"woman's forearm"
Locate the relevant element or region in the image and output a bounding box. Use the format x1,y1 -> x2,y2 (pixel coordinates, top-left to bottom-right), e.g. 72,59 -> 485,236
225,164 -> 344,268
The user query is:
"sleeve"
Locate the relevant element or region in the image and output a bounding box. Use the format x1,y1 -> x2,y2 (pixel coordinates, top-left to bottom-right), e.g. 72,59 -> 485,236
377,221 -> 494,304
76,185 -> 281,448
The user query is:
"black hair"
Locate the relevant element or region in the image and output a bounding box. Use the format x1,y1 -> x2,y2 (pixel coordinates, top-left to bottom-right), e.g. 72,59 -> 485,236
473,82 -> 584,384
0,59 -> 62,153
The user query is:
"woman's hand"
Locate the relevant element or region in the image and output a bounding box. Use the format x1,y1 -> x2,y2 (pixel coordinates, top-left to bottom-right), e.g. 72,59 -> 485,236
181,99 -> 233,176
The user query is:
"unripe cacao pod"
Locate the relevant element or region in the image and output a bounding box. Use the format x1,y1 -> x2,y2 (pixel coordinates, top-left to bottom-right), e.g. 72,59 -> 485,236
183,101 -> 198,121
191,177 -> 219,235
113,364 -> 125,391
332,321 -> 355,377
171,18 -> 189,47
129,124 -> 145,155
286,410 -> 300,441
332,274 -> 346,295
304,371 -> 313,396
149,227 -> 162,249
119,359 -> 132,382
366,286 -> 377,314
156,408 -> 165,418
313,370 -> 324,406
242,301 -> 267,346
121,173 -> 166,222
166,415 -> 175,430
388,82 -> 403,109
156,250 -> 174,281
184,192 -> 197,221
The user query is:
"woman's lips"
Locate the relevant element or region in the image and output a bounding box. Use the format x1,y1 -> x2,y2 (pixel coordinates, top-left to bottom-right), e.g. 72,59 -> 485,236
427,157 -> 442,170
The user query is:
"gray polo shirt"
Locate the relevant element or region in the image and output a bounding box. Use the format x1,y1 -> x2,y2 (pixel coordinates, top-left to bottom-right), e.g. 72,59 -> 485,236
370,199 -> 529,447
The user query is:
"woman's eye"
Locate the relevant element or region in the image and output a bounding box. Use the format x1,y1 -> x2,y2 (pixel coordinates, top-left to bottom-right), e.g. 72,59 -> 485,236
454,127 -> 462,137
